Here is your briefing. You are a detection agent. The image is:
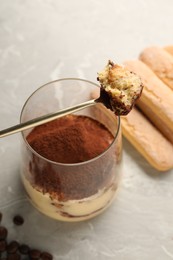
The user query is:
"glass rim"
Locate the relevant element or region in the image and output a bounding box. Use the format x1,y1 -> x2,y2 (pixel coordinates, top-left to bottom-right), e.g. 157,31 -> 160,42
20,78 -> 121,167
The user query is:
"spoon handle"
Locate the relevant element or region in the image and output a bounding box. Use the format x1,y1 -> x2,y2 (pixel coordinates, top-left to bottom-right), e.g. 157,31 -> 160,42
0,99 -> 96,138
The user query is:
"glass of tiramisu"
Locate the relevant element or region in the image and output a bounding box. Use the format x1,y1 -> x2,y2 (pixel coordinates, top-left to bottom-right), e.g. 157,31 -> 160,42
20,78 -> 122,222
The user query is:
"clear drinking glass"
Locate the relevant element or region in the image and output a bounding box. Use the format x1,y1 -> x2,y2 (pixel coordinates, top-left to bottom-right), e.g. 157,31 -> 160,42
20,78 -> 122,222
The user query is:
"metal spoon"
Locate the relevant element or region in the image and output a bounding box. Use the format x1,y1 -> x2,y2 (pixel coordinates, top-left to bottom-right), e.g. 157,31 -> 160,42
0,98 -> 103,138
0,61 -> 143,138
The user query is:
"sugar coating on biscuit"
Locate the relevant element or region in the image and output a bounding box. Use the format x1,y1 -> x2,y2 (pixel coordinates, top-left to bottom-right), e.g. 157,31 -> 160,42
97,61 -> 143,115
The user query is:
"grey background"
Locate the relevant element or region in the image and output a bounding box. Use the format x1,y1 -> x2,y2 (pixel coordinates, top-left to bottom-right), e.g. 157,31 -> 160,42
0,0 -> 173,259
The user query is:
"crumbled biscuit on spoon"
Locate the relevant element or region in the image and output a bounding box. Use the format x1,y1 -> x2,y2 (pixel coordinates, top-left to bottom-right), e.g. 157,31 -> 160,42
97,60 -> 143,115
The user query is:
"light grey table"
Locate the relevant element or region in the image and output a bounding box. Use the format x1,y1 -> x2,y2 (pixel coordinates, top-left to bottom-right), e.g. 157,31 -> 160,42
0,1 -> 173,259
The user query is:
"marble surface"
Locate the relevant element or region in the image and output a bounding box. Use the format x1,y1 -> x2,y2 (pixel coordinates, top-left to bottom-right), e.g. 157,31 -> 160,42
0,0 -> 173,259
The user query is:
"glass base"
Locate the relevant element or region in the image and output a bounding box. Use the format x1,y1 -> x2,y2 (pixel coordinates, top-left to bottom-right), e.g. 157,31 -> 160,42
22,174 -> 118,222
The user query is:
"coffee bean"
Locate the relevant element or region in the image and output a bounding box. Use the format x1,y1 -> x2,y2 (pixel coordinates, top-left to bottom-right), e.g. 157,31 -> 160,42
29,249 -> 41,259
0,212 -> 52,259
13,216 -> 24,226
0,227 -> 8,240
40,252 -> 53,260
18,244 -> 30,255
0,240 -> 7,252
7,253 -> 21,260
7,241 -> 19,254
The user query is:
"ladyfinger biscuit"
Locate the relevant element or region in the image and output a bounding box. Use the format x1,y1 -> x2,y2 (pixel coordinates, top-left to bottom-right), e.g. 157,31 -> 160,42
97,61 -> 143,115
139,46 -> 173,90
164,45 -> 173,57
121,108 -> 173,171
124,60 -> 173,144
90,89 -> 173,171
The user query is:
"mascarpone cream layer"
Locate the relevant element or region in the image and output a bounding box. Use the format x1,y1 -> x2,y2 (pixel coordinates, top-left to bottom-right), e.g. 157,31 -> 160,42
22,174 -> 117,222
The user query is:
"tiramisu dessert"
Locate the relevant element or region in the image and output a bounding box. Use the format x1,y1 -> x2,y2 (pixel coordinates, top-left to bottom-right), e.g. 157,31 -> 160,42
21,61 -> 143,221
21,114 -> 121,221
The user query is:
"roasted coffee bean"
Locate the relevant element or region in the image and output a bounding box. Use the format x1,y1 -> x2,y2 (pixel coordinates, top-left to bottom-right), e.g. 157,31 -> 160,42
0,211 -> 52,259
18,244 -> 30,255
0,240 -> 7,252
13,216 -> 24,226
7,241 -> 19,254
40,252 -> 53,260
29,249 -> 41,259
7,253 -> 21,260
0,227 -> 8,240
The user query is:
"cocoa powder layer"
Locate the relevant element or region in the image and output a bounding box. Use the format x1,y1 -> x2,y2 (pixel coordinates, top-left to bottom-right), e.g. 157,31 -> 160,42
27,115 -> 114,163
26,115 -> 116,201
